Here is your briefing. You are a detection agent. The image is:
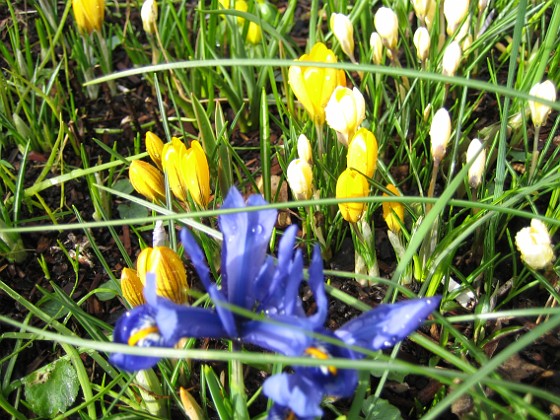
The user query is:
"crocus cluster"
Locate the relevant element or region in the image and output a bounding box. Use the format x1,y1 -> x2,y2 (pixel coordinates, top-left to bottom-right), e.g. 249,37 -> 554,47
129,132 -> 211,208
110,188 -> 440,418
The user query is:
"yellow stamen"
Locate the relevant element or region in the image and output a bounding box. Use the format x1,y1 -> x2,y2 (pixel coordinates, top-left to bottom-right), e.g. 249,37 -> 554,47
128,326 -> 159,346
305,347 -> 337,375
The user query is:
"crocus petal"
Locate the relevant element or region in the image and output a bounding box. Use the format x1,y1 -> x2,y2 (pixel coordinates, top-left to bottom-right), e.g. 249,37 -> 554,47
219,188 -> 277,310
180,229 -> 237,337
263,373 -> 324,419
335,297 -> 441,351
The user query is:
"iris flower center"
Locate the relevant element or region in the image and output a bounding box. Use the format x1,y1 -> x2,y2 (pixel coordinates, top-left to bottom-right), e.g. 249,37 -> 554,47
305,346 -> 337,375
128,326 -> 160,346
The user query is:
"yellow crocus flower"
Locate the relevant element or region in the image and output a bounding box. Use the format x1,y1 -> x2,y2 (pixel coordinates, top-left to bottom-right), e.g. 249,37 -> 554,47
120,268 -> 146,307
137,246 -> 188,304
382,184 -> 405,233
288,42 -> 346,125
129,160 -> 166,202
336,168 -> 369,223
162,137 -> 189,202
72,0 -> 105,34
145,131 -> 164,170
185,140 -> 211,208
347,128 -> 378,179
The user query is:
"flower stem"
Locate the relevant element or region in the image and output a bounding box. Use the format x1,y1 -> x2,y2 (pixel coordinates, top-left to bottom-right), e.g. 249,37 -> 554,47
529,125 -> 541,181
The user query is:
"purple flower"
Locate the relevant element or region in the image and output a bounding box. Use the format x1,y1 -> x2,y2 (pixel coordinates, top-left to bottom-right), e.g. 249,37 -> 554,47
261,297 -> 441,419
109,187 -> 441,419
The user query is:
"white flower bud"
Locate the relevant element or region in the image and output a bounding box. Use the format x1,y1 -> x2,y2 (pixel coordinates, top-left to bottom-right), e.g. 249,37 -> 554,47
330,13 -> 355,61
515,219 -> 555,270
466,138 -> 486,188
287,158 -> 313,201
430,108 -> 451,163
374,7 -> 399,50
370,32 -> 384,64
325,86 -> 366,146
412,0 -> 430,21
141,0 -> 158,35
413,27 -> 430,62
528,80 -> 557,128
444,0 -> 470,36
152,220 -> 168,247
478,0 -> 488,13
297,134 -> 312,163
442,41 -> 462,77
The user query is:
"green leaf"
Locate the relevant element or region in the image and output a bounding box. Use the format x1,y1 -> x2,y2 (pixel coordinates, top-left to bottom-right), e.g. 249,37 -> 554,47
94,281 -> 120,301
117,202 -> 149,219
362,396 -> 402,420
23,359 -> 79,418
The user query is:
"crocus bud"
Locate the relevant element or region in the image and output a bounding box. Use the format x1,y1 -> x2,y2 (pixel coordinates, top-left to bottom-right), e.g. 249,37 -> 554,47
515,219 -> 555,270
120,268 -> 145,307
137,246 -> 188,304
430,108 -> 452,163
347,128 -> 378,179
146,131 -> 164,170
185,140 -> 211,207
413,27 -> 430,62
163,137 -> 189,202
129,160 -> 166,202
297,134 -> 312,163
528,80 -> 557,128
288,42 -> 346,125
478,0 -> 488,13
412,0 -> 430,21
370,32 -> 384,65
336,168 -> 369,223
330,13 -> 355,61
141,0 -> 158,35
442,41 -> 462,77
287,158 -> 313,200
246,21 -> 262,44
72,0 -> 104,34
466,138 -> 486,189
444,0 -> 470,36
325,86 -> 366,146
382,184 -> 405,233
374,7 -> 399,50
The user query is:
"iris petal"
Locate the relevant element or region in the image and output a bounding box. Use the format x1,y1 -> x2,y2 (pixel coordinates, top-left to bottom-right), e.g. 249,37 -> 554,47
263,373 -> 324,419
219,188 -> 277,310
181,228 -> 237,336
335,297 -> 441,352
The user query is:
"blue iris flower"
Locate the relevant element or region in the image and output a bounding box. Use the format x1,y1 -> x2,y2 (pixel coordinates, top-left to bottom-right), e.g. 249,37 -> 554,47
109,187 -> 440,418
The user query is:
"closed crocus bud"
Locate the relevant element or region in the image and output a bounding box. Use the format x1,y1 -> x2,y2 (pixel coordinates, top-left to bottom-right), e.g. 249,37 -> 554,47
442,41 -> 462,77
370,32 -> 384,65
185,140 -> 211,207
288,42 -> 346,125
121,268 -> 145,307
466,138 -> 486,189
146,131 -> 164,170
347,128 -> 378,179
444,0 -> 470,36
287,158 -> 313,200
430,108 -> 452,163
529,80 -> 557,128
382,184 -> 405,233
412,0 -> 430,21
141,0 -> 158,35
325,86 -> 366,146
246,21 -> 262,44
336,168 -> 369,223
163,137 -> 189,202
297,134 -> 312,163
374,7 -> 399,50
129,160 -> 166,202
72,0 -> 104,34
478,0 -> 488,13
137,246 -> 188,304
515,219 -> 555,270
413,27 -> 430,62
330,13 -> 355,61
